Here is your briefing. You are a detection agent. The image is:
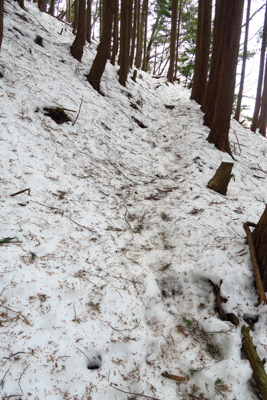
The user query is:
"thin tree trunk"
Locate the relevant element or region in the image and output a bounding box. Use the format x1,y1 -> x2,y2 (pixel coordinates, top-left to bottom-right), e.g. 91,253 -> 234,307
38,0 -> 46,12
86,0 -> 91,43
66,0 -> 71,23
73,0 -> 78,34
207,0 -> 244,153
87,0 -> 115,91
71,0 -> 86,62
252,205 -> 267,291
202,0 -> 225,125
0,0 -> 3,51
259,54 -> 267,137
190,0 -> 212,104
135,0 -> 144,69
111,0 -> 119,65
167,0 -> 178,83
174,0 -> 183,81
129,0 -> 138,68
251,1 -> 267,132
234,0 -> 251,122
119,0 -> 131,86
141,0 -> 148,71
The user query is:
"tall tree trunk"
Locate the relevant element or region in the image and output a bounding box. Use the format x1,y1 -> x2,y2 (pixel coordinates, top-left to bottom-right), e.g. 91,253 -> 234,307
141,0 -> 148,71
119,0 -> 132,86
130,0 -> 138,68
0,0 -> 3,51
207,0 -> 244,154
234,0 -> 251,122
99,0 -> 103,38
167,0 -> 178,83
174,0 -> 183,81
66,0 -> 71,23
111,0 -> 119,65
259,54 -> 267,137
73,0 -> 78,34
86,0 -> 91,43
48,0 -> 55,15
87,0 -> 115,91
71,0 -> 86,62
190,0 -> 212,104
202,0 -> 226,125
135,0 -> 143,68
251,1 -> 267,133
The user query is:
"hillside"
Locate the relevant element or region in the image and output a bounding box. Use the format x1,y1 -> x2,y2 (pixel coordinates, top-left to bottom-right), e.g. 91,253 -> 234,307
1,2 -> 267,399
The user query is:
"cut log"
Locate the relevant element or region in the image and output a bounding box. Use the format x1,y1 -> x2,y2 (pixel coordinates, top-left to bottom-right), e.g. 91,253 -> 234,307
207,162 -> 234,195
251,205 -> 267,291
242,325 -> 267,400
243,223 -> 267,305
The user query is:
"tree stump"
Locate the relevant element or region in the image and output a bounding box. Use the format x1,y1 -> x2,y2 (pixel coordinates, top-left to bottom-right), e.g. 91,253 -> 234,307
252,205 -> 267,291
207,162 -> 234,195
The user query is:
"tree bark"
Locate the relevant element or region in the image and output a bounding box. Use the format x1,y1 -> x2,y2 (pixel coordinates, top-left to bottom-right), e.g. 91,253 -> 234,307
71,0 -> 86,62
167,0 -> 178,83
207,162 -> 234,196
18,0 -> 25,10
251,1 -> 267,133
201,0 -> 224,120
66,0 -> 71,23
234,0 -> 251,122
207,0 -> 244,154
111,0 -> 119,65
0,0 -> 3,51
174,0 -> 183,81
72,0 -> 78,34
135,0 -> 142,69
87,0 -> 115,91
190,0 -> 212,104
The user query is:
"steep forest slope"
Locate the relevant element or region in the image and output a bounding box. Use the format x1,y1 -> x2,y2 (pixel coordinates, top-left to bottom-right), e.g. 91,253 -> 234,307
1,2 -> 267,399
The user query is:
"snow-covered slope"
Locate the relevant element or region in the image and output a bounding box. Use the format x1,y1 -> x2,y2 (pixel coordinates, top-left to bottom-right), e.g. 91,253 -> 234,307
1,2 -> 267,399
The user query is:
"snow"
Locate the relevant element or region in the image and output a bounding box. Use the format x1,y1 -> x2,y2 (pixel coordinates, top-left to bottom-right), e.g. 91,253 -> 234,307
1,2 -> 267,399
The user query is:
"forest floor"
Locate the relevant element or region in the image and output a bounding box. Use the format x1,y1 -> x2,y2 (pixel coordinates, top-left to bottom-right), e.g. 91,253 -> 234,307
1,2 -> 267,399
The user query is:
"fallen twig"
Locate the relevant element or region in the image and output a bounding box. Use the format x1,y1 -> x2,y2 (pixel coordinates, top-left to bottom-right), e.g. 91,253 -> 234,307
72,96 -> 83,126
10,188 -> 30,197
110,384 -> 161,400
161,371 -> 185,381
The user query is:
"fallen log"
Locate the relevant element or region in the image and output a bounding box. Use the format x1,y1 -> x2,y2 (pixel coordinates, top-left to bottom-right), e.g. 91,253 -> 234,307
242,325 -> 267,400
243,223 -> 267,305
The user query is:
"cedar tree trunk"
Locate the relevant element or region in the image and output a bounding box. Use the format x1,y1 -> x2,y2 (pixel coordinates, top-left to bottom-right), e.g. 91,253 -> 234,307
71,0 -> 86,62
86,0 -> 92,43
87,0 -> 115,91
259,54 -> 267,137
201,0 -> 224,121
119,0 -> 132,86
190,0 -> 212,104
251,1 -> 267,132
141,0 -> 148,71
129,0 -> 138,68
234,0 -> 251,122
167,0 -> 178,83
111,0 -> 119,65
207,0 -> 244,153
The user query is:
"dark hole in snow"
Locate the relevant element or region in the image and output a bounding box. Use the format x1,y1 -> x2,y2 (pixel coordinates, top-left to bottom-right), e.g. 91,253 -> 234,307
87,358 -> 102,370
132,116 -> 147,129
43,107 -> 72,124
35,35 -> 43,47
165,105 -> 175,110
